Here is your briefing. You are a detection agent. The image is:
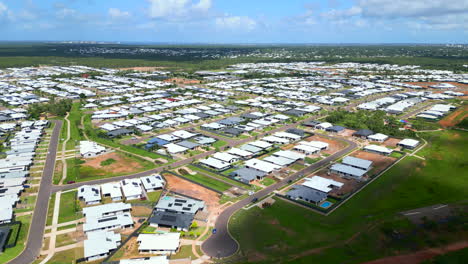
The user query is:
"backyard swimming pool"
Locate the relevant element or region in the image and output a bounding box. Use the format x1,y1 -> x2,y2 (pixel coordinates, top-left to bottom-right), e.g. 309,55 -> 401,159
320,201 -> 333,208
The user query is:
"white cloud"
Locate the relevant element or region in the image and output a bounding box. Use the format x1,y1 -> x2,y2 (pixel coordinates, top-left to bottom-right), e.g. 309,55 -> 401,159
108,8 -> 131,19
147,0 -> 211,19
358,0 -> 468,18
193,0 -> 212,11
0,2 -> 7,15
321,6 -> 362,20
215,16 -> 257,31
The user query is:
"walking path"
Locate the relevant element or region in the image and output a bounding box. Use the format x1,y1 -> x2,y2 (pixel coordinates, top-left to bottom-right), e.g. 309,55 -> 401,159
59,113 -> 71,185
39,190 -> 62,263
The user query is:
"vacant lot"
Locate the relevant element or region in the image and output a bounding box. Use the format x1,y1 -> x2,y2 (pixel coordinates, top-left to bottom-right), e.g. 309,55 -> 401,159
304,134 -> 347,155
68,152 -> 155,182
229,130 -> 468,263
352,150 -> 397,176
439,105 -> 468,127
162,173 -> 220,210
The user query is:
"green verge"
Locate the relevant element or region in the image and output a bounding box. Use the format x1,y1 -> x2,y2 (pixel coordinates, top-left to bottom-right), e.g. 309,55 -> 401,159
228,130 -> 468,263
58,191 -> 82,224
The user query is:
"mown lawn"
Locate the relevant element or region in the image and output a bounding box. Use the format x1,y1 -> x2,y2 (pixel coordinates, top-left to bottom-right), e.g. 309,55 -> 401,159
228,130 -> 468,263
58,191 -> 82,224
170,245 -> 197,260
178,172 -> 231,192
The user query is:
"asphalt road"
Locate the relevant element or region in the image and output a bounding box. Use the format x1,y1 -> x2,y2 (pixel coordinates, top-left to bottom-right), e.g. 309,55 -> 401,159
201,135 -> 358,258
52,115 -> 321,193
8,120 -> 62,264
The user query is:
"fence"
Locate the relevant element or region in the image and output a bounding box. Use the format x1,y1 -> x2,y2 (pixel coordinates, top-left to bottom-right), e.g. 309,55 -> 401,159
161,170 -> 224,194
0,220 -> 22,249
276,151 -> 407,215
189,163 -> 252,187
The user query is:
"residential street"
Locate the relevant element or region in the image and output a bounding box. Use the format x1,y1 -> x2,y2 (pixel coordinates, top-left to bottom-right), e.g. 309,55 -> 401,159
8,120 -> 62,264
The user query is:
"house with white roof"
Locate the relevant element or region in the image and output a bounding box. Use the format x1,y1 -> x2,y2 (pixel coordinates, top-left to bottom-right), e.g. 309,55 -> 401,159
101,182 -> 123,201
245,158 -> 281,173
302,176 -> 344,193
397,139 -> 420,149
140,174 -> 165,192
82,202 -> 131,218
293,144 -> 320,155
137,233 -> 180,254
227,147 -> 253,159
199,157 -> 231,171
363,145 -> 393,156
77,185 -> 101,205
120,179 -> 143,200
80,141 -> 106,158
368,133 -> 389,142
84,231 -> 121,262
83,212 -> 134,233
300,141 -> 329,150
212,152 -> 239,164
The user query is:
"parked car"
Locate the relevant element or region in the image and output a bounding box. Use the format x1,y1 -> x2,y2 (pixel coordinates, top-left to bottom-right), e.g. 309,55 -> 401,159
251,197 -> 258,203
67,181 -> 76,184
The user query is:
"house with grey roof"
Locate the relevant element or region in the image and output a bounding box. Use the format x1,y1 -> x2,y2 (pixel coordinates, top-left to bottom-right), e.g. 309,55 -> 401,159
286,185 -> 327,204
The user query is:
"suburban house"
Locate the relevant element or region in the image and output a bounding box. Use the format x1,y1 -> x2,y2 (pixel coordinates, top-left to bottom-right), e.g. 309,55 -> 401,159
286,185 -> 327,205
397,138 -> 420,149
199,157 -> 231,171
149,196 -> 204,231
101,182 -> 123,201
140,175 -> 165,192
368,133 -> 389,142
352,129 -> 374,139
83,212 -> 134,234
84,231 -> 121,262
137,233 -> 180,254
363,144 -> 393,155
120,179 -> 143,200
77,185 -> 102,205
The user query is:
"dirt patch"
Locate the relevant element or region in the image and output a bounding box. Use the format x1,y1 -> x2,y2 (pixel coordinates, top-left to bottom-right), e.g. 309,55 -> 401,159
304,134 -> 347,155
131,205 -> 152,217
162,173 -> 221,211
383,137 -> 401,148
362,241 -> 468,264
82,152 -> 143,174
353,150 -> 397,176
439,105 -> 468,127
312,169 -> 361,196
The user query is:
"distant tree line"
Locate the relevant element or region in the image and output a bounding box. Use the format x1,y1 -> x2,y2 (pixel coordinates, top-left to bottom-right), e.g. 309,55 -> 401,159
326,109 -> 416,138
27,98 -> 73,119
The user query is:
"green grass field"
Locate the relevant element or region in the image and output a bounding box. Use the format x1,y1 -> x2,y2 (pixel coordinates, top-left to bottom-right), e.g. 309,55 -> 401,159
228,130 -> 468,263
176,172 -> 231,192
58,191 -> 82,224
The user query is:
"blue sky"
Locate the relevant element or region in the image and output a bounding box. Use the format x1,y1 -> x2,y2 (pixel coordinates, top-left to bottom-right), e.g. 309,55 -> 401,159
0,0 -> 466,43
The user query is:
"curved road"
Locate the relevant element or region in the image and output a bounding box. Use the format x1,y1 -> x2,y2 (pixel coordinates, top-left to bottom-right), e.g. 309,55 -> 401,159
201,135 -> 358,258
8,120 -> 62,264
